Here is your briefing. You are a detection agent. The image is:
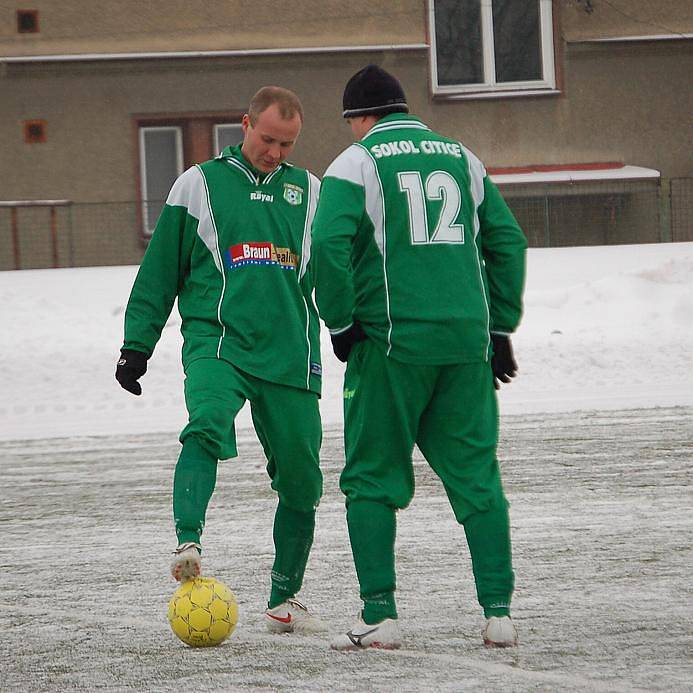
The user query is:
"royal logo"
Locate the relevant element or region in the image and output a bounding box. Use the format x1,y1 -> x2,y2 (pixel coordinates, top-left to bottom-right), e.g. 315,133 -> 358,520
283,183 -> 303,206
250,191 -> 274,202
223,242 -> 298,271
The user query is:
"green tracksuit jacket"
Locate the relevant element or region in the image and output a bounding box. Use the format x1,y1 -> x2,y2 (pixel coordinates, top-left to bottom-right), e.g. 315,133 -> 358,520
122,144 -> 322,394
312,113 -> 527,365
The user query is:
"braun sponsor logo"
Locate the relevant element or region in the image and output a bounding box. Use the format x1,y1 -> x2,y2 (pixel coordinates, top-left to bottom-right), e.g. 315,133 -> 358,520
250,191 -> 274,202
224,242 -> 298,270
370,140 -> 462,159
232,242 -> 272,263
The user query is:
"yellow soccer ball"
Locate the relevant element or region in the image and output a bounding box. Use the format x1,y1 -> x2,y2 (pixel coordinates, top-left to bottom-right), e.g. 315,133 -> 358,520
167,577 -> 238,647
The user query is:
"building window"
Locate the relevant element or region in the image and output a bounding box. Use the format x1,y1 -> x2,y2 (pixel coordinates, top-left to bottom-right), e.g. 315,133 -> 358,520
429,0 -> 556,97
139,127 -> 184,236
17,9 -> 39,33
214,124 -> 244,155
136,114 -> 242,238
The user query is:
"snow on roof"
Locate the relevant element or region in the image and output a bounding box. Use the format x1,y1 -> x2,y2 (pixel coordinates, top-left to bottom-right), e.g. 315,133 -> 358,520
489,163 -> 660,186
569,33 -> 693,44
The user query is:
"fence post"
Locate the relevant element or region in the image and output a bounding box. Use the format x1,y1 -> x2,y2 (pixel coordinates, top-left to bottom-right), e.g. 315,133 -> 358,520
67,203 -> 75,266
659,177 -> 671,242
10,206 -> 21,270
50,205 -> 59,267
0,200 -> 71,270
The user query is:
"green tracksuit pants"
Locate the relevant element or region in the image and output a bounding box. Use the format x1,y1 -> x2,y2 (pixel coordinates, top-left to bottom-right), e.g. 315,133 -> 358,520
341,340 -> 514,623
173,357 -> 322,607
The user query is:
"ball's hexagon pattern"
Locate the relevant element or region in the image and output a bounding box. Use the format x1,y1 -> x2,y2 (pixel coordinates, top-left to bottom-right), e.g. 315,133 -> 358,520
167,576 -> 238,647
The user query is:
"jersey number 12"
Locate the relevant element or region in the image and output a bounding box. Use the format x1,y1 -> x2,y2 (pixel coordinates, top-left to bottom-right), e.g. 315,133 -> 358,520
397,170 -> 464,245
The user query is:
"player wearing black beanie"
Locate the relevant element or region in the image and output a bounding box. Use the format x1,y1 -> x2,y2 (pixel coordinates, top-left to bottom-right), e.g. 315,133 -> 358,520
315,64 -> 527,651
342,64 -> 409,118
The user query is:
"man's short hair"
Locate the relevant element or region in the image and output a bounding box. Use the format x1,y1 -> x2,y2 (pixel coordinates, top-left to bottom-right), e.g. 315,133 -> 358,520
248,87 -> 304,126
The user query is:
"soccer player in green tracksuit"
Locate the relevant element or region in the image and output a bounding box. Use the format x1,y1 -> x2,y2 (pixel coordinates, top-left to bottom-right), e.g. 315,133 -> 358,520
115,87 -> 326,634
312,66 -> 527,650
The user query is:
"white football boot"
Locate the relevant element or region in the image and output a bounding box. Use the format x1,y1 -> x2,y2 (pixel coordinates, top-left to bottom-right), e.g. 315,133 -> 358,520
483,616 -> 518,648
170,542 -> 202,582
265,598 -> 328,634
330,615 -> 402,651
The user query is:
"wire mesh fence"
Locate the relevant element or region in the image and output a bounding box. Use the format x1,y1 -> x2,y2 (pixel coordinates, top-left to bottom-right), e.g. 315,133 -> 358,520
670,177 -> 693,243
1,179 -> 692,270
0,200 -> 147,270
499,178 -> 663,247
0,201 -> 72,271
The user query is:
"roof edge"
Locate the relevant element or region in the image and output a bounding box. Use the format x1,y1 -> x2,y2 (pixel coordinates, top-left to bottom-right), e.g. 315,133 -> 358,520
568,33 -> 692,45
490,164 -> 661,185
0,43 -> 429,64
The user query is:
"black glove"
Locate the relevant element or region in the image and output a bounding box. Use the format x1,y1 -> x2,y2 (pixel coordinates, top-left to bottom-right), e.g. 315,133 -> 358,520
490,333 -> 517,390
331,322 -> 367,363
115,349 -> 148,396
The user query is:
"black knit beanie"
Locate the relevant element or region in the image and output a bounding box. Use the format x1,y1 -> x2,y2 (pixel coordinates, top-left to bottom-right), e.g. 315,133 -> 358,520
342,64 -> 408,118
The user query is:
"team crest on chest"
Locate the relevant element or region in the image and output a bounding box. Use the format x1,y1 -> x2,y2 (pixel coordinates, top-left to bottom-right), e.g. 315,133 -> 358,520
283,183 -> 303,206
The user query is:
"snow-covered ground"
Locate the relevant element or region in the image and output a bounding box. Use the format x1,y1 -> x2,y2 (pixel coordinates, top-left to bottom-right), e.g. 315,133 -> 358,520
2,243 -> 693,691
2,242 -> 693,442
3,409 -> 691,691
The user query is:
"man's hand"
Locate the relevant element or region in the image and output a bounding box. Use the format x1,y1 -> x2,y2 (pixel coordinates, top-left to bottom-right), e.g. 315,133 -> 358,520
115,349 -> 148,395
490,333 -> 517,390
331,322 -> 367,362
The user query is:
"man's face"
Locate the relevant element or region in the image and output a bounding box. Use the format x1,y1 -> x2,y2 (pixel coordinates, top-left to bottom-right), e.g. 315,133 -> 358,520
241,104 -> 302,173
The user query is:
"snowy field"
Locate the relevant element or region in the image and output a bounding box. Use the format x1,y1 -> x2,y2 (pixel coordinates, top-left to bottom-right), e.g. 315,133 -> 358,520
2,242 -> 693,441
2,242 -> 693,691
3,410 -> 691,691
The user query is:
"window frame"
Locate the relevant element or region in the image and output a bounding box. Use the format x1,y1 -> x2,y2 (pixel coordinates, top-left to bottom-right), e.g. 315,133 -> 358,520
428,0 -> 557,98
213,123 -> 244,155
138,125 -> 184,237
133,112 -> 242,242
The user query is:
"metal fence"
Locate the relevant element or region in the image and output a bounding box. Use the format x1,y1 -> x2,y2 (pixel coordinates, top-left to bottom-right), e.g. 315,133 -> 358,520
0,200 -> 145,270
1,178 -> 692,270
670,178 -> 693,242
499,179 -> 663,247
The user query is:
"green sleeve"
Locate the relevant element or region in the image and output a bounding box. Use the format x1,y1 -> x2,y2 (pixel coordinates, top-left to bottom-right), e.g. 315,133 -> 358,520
478,177 -> 528,333
122,204 -> 196,356
311,176 -> 365,332
299,257 -> 315,298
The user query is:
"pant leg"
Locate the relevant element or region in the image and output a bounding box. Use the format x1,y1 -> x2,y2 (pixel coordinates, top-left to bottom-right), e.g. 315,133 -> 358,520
249,378 -> 322,512
267,502 -> 316,608
179,357 -> 249,460
173,437 -> 218,545
174,358 -> 249,546
341,340 -> 436,508
416,361 -> 514,616
347,499 -> 398,623
248,376 -> 322,605
341,340 -> 437,622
